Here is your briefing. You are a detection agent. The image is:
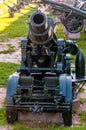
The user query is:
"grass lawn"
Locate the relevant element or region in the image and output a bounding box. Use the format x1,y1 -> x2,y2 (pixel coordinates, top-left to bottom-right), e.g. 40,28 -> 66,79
56,24 -> 86,60
0,108 -> 7,126
11,123 -> 86,130
0,0 -> 38,41
0,62 -> 19,86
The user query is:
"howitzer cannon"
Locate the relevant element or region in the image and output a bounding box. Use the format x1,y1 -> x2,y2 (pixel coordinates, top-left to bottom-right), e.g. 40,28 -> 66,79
6,1 -> 86,126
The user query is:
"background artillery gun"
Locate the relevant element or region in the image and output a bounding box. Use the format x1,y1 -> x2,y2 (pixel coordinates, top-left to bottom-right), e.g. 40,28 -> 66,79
42,0 -> 86,33
6,4 -> 17,18
9,1 -> 24,12
7,0 -> 38,17
74,0 -> 86,10
5,2 -> 21,18
6,0 -> 86,126
5,0 -> 30,18
73,0 -> 86,32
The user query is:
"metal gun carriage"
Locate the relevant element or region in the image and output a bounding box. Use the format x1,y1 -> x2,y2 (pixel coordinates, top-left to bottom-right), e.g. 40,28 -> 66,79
6,0 -> 86,126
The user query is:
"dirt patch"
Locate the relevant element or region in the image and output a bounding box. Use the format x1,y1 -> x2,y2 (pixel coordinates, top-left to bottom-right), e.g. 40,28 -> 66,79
0,37 -> 23,64
79,103 -> 86,111
72,114 -> 81,126
79,85 -> 86,98
0,88 -> 6,108
0,49 -> 21,63
0,126 -> 12,130
78,86 -> 86,112
0,44 -> 8,51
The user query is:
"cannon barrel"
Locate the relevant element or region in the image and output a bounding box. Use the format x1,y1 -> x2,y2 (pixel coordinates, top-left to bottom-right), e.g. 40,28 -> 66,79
42,0 -> 86,19
29,11 -> 53,45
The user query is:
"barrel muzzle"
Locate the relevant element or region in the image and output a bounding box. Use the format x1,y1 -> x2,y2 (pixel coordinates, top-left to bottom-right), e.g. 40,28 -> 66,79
29,11 -> 53,45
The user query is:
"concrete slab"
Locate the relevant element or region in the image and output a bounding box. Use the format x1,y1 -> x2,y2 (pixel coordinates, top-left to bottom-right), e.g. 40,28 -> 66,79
18,111 -> 63,124
18,99 -> 80,124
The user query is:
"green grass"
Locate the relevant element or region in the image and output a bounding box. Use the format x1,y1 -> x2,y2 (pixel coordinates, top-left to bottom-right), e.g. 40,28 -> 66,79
0,15 -> 28,39
80,98 -> 86,103
0,119 -> 86,130
74,31 -> 86,60
0,13 -> 29,41
0,62 -> 19,86
79,88 -> 85,93
0,44 -> 15,54
56,24 -> 86,60
80,111 -> 86,125
0,108 -> 7,126
12,123 -> 32,130
0,2 -> 38,41
11,122 -> 86,130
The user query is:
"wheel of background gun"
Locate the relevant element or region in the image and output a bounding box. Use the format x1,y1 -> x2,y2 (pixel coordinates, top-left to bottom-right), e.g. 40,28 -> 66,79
63,14 -> 83,33
62,105 -> 72,126
6,107 -> 18,124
